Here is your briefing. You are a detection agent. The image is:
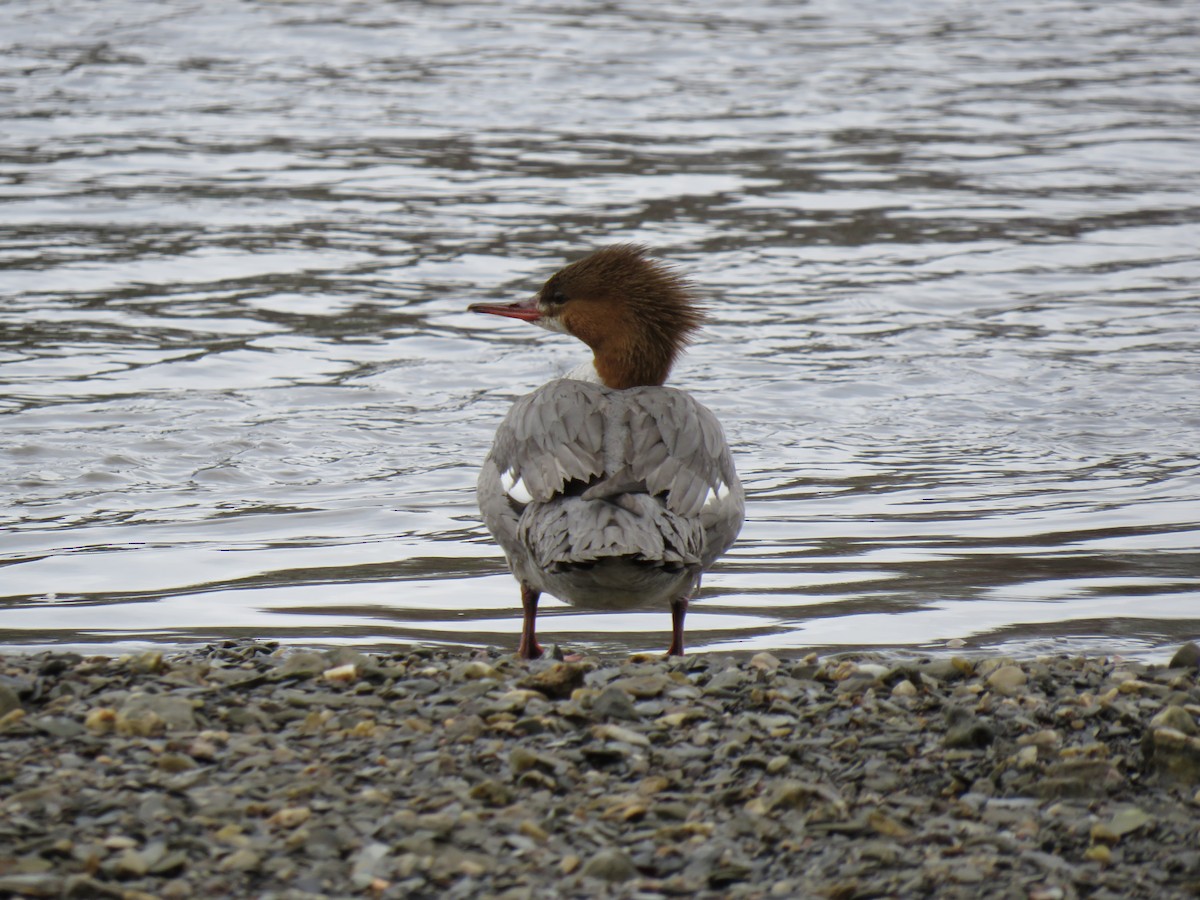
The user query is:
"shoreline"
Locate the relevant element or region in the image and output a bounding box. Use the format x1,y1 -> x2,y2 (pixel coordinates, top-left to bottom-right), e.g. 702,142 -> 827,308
2,642 -> 1199,898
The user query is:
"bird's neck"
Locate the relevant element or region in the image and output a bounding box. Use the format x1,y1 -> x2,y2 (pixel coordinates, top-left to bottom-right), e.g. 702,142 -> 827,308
563,349 -> 675,389
592,341 -> 674,389
574,322 -> 678,389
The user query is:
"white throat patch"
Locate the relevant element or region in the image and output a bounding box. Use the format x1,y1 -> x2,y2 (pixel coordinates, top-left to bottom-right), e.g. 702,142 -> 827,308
535,311 -> 569,334
563,359 -> 603,384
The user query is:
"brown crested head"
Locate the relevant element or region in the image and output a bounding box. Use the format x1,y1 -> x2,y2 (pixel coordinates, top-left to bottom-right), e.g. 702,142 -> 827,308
536,244 -> 705,389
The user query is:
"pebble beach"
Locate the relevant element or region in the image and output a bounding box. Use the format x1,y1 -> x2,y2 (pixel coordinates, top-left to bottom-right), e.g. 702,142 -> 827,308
3,641 -> 1200,899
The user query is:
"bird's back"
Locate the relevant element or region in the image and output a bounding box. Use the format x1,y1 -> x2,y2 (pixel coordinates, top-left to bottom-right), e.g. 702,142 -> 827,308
478,380 -> 743,607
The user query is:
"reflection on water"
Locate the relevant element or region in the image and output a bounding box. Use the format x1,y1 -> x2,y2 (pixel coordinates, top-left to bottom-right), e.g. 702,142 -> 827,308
2,0 -> 1199,659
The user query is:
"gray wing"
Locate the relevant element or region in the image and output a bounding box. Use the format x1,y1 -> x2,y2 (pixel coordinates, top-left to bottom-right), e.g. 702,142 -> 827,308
617,387 -> 744,565
620,387 -> 742,515
486,380 -> 608,500
477,381 -> 609,582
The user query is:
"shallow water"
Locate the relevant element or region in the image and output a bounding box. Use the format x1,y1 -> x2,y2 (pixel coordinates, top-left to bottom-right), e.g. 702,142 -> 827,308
3,0 -> 1199,659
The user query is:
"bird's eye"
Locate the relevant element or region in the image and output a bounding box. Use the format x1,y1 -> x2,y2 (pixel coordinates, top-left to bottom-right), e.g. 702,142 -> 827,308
545,286 -> 568,305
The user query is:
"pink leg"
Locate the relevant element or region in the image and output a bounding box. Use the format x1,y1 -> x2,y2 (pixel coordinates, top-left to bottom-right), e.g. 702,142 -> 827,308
518,583 -> 543,660
666,596 -> 689,656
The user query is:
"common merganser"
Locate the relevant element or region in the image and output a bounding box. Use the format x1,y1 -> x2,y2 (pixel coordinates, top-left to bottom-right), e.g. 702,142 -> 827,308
469,245 -> 744,659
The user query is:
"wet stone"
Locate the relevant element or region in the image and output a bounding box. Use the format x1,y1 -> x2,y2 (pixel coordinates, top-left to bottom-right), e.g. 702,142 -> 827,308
1150,705 -> 1197,734
349,842 -> 391,889
609,674 -> 672,698
1169,642 -> 1200,670
116,694 -> 197,734
581,848 -> 638,882
519,662 -> 585,699
0,683 -> 21,716
943,710 -> 995,750
986,665 -> 1028,695
1038,759 -> 1123,798
1106,806 -> 1152,837
129,650 -> 167,674
1147,727 -> 1200,783
454,660 -> 497,680
32,716 -> 85,738
469,779 -> 512,806
915,658 -> 971,682
749,651 -> 781,672
0,873 -> 63,896
592,684 -> 640,719
218,848 -> 261,872
704,669 -> 747,694
273,651 -> 328,679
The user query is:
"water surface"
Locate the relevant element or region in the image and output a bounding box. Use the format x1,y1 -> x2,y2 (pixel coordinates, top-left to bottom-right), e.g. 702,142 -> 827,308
3,0 -> 1199,659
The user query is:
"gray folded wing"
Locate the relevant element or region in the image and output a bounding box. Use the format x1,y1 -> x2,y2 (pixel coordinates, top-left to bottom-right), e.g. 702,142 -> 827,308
485,380 -> 607,501
621,386 -> 742,521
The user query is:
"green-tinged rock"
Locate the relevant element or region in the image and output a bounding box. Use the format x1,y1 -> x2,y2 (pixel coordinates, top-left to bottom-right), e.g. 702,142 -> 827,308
1150,705 -> 1197,735
944,711 -> 995,750
705,669 -> 747,694
750,651 -> 781,672
915,658 -> 971,681
116,693 -> 197,735
975,658 -> 1012,678
1107,807 -> 1152,837
454,660 -> 497,680
218,848 -> 261,873
765,780 -> 847,816
130,650 -> 167,674
593,723 -> 650,747
112,849 -> 150,877
1038,759 -> 1123,798
149,852 -> 188,877
274,651 -> 328,679
611,674 -> 671,698
1148,727 -> 1200,783
32,716 -> 84,738
1169,642 -> 1200,670
520,663 -> 585,699
592,685 -> 639,720
157,752 -> 197,773
986,665 -> 1027,695
469,779 -> 513,806
349,842 -> 391,890
0,873 -> 62,897
0,684 -> 21,717
1084,843 -> 1112,864
581,848 -> 638,882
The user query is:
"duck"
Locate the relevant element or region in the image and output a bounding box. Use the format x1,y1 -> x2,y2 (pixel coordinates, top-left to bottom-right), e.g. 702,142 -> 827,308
468,244 -> 743,659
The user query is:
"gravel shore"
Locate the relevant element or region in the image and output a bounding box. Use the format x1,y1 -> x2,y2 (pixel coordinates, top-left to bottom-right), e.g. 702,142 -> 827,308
2,641 -> 1200,899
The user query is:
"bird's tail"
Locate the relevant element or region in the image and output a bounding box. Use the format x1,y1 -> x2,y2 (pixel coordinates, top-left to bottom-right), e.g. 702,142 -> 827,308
519,492 -> 703,572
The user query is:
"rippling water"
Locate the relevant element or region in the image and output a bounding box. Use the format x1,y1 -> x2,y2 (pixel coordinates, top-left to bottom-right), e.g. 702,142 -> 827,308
3,0 -> 1199,659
